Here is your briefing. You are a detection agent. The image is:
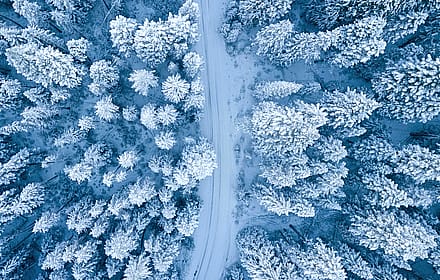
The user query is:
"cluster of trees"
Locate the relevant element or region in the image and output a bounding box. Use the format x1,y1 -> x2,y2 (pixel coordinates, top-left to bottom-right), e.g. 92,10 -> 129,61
223,0 -> 440,279
0,0 -> 216,279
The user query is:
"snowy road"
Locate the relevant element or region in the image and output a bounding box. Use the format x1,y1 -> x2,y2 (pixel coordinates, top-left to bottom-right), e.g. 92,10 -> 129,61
185,0 -> 238,279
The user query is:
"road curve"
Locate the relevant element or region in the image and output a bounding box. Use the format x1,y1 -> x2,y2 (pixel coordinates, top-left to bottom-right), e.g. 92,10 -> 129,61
185,0 -> 237,279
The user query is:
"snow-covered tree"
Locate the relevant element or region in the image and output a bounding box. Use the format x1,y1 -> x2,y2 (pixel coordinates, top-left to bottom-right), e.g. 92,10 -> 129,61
254,81 -> 303,100
254,184 -> 312,216
6,43 -> 85,88
236,227 -> 287,279
182,52 -> 203,79
329,16 -> 387,67
0,148 -> 30,186
253,20 -> 295,66
148,233 -> 181,273
118,151 -> 138,170
95,96 -> 119,121
373,54 -> 440,122
162,74 -> 190,103
350,209 -> 438,262
175,199 -> 200,236
0,182 -> 44,223
238,0 -> 293,25
105,227 -> 138,261
33,211 -> 60,233
251,101 -> 327,158
322,87 -> 380,129
122,106 -> 138,121
384,11 -> 429,44
134,19 -> 169,68
12,0 -> 44,26
180,138 -> 217,181
89,60 -> 119,95
128,178 -> 156,207
184,77 -> 205,111
66,38 -> 90,62
392,144 -> 440,184
128,69 -> 158,96
0,77 -> 21,112
297,239 -> 347,280
64,162 -> 93,183
140,104 -> 158,130
123,254 -> 152,280
156,104 -> 178,126
109,15 -> 139,57
155,131 -> 176,150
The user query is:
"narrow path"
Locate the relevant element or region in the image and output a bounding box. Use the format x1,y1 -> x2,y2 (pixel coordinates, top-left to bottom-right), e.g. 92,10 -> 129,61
185,0 -> 238,279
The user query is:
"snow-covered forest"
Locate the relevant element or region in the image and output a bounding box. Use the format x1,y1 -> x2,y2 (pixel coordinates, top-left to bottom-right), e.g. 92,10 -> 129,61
1,0 -> 440,279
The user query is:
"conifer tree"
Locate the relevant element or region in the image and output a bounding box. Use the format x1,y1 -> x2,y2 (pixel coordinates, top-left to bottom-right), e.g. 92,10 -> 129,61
373,54 -> 440,122
6,43 -> 85,88
109,15 -> 139,57
350,209 -> 438,262
238,0 -> 293,26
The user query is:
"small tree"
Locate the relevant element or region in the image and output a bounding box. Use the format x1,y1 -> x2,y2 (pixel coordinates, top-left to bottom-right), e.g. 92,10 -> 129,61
254,81 -> 303,100
162,74 -> 190,103
95,96 -> 119,121
180,138 -> 217,181
128,69 -> 158,96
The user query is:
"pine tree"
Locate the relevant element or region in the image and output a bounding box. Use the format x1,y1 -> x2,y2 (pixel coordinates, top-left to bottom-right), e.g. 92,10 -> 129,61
384,11 -> 429,44
180,138 -> 217,181
182,52 -> 203,79
322,87 -> 380,129
122,106 -> 138,121
156,104 -> 178,126
140,104 -> 158,130
238,0 -> 293,26
298,239 -> 347,280
392,144 -> 440,184
0,77 -> 21,112
250,101 -> 327,158
253,20 -> 295,66
350,209 -> 438,262
0,148 -> 30,186
155,131 -> 176,150
118,151 -> 139,170
123,254 -> 152,280
64,162 -> 93,183
329,16 -> 387,67
94,96 -> 119,121
162,74 -> 190,103
33,211 -> 60,233
254,80 -> 303,100
236,227 -> 286,280
175,199 -> 200,236
134,19 -> 170,68
109,15 -> 139,57
88,60 -> 119,95
128,178 -> 156,207
105,227 -> 139,261
128,69 -> 158,96
6,43 -> 86,88
12,0 -> 44,26
373,54 -> 440,122
66,38 -> 90,62
184,78 -> 205,112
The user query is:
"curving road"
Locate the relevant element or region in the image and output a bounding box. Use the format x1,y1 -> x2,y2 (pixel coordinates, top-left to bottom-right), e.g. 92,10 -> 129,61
185,0 -> 238,279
